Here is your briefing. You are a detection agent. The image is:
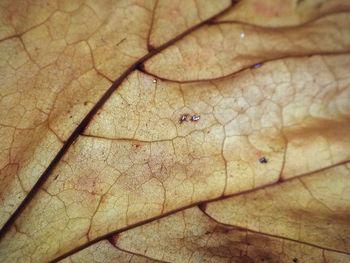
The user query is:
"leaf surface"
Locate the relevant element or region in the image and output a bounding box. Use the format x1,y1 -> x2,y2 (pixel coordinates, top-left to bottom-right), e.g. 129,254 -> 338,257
0,0 -> 157,228
149,0 -> 231,48
144,13 -> 350,81
0,1 -> 349,262
68,166 -> 350,262
112,180 -> 350,262
216,0 -> 350,26
60,240 -> 160,263
204,164 -> 350,253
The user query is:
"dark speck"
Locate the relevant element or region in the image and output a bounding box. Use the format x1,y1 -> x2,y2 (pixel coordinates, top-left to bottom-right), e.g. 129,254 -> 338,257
293,258 -> 298,263
132,141 -> 141,149
179,114 -> 189,124
259,157 -> 268,164
116,37 -> 126,46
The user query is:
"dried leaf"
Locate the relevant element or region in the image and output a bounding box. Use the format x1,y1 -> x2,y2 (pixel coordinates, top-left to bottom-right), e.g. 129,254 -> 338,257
0,1 -> 349,262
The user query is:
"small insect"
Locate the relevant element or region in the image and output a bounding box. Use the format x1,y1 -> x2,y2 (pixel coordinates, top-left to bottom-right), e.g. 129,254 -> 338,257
259,156 -> 268,164
251,63 -> 263,69
179,114 -> 189,124
191,115 -> 200,122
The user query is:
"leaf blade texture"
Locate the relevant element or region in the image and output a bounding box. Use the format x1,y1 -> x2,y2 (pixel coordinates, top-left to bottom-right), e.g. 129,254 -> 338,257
0,0 -> 349,262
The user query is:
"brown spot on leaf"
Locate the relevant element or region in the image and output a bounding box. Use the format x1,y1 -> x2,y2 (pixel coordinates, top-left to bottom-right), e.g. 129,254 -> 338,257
132,141 -> 141,149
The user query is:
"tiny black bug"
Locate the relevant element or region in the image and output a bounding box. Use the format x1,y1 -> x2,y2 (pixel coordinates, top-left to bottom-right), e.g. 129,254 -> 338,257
259,157 -> 268,164
179,114 -> 189,124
